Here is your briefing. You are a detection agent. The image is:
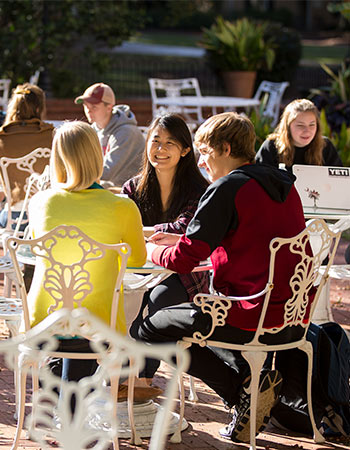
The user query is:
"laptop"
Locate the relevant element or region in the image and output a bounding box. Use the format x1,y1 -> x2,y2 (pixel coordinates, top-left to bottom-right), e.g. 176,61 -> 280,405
292,164 -> 350,216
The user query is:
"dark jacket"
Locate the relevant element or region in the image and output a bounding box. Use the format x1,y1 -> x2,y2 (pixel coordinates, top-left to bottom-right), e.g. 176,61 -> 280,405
255,137 -> 343,171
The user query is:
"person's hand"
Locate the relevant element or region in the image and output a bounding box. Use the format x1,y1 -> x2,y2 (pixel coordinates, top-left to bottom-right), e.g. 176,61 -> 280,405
147,232 -> 181,246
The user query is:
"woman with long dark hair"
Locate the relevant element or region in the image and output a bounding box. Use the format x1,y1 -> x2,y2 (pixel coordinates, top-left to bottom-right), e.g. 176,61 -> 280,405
122,113 -> 210,383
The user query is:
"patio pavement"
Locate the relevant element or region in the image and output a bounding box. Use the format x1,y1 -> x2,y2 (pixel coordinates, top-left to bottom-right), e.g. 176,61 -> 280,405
0,240 -> 349,449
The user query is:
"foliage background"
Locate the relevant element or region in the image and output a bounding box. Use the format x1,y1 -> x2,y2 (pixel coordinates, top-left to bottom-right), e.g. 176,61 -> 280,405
0,0 -> 146,95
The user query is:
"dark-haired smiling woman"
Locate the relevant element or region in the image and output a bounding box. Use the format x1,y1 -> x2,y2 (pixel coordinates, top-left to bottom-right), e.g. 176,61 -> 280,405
122,113 -> 210,384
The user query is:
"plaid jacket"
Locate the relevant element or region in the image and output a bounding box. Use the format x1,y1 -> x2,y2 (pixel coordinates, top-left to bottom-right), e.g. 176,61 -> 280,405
122,177 -> 210,300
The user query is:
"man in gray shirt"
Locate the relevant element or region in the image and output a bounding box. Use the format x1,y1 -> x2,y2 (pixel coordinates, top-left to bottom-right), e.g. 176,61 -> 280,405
75,83 -> 145,187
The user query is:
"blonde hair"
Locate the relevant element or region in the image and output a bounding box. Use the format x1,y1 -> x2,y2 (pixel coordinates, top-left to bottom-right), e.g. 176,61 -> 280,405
51,121 -> 103,191
4,83 -> 46,125
269,98 -> 324,166
194,112 -> 256,163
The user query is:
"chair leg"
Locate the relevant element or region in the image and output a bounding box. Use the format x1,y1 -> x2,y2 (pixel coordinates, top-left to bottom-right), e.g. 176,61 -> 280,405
13,353 -> 19,420
110,375 -> 120,450
127,371 -> 141,445
4,273 -> 12,297
5,320 -> 21,418
170,343 -> 192,444
300,341 -> 325,444
242,351 -> 267,450
170,369 -> 184,443
4,271 -> 21,297
188,375 -> 198,402
11,367 -> 28,450
30,362 -> 40,429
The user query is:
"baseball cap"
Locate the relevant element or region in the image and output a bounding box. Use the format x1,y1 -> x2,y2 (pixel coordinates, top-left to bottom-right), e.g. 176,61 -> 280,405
74,83 -> 115,105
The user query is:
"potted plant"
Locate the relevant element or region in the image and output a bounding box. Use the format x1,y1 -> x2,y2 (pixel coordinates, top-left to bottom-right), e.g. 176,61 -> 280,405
201,17 -> 275,98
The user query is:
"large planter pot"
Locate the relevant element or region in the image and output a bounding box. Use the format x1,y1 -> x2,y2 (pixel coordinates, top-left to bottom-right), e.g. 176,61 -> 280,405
222,71 -> 257,98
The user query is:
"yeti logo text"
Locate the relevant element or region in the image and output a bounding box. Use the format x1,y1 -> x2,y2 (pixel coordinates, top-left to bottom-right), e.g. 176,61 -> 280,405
328,168 -> 350,177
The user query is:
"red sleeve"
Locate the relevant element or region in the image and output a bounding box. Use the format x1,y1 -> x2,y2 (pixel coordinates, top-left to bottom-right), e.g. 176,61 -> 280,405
151,235 -> 212,274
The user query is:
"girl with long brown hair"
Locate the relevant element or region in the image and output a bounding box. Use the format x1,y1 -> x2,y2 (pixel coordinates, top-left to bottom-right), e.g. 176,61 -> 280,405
256,98 -> 342,170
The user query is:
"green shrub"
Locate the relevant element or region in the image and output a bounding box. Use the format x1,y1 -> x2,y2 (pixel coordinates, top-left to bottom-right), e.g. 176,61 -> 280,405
310,59 -> 350,134
0,0 -> 146,93
249,106 -> 274,152
320,108 -> 350,166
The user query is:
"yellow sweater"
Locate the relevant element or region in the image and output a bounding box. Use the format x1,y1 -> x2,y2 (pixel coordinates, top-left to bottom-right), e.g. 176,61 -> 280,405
28,187 -> 147,334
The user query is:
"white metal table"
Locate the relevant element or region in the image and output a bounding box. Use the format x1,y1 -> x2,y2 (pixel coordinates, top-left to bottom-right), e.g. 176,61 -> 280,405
155,95 -> 260,116
303,207 -> 350,220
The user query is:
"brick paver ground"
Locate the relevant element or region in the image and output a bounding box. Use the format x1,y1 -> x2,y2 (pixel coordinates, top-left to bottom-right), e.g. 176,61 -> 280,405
0,240 -> 350,449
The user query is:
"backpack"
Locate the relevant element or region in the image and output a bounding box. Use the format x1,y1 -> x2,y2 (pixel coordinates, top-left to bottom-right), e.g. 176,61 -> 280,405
271,321 -> 350,437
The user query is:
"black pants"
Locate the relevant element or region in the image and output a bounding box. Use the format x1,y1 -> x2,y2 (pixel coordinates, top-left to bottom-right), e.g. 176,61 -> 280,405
138,302 -> 304,408
129,273 -> 189,378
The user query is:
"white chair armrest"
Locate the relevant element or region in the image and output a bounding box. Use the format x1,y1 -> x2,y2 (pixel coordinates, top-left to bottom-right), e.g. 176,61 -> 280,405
191,284 -> 272,345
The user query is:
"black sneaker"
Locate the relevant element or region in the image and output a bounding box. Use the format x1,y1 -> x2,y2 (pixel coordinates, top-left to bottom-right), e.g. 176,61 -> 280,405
219,370 -> 282,443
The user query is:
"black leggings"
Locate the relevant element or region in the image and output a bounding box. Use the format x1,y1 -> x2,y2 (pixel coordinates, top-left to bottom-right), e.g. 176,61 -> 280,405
129,273 -> 189,378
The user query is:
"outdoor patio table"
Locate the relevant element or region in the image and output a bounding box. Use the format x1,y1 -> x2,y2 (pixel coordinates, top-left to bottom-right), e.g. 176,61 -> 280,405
303,207 -> 350,220
155,95 -> 260,116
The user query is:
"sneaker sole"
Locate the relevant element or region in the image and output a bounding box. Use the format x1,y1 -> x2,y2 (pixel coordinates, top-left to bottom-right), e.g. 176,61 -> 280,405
231,370 -> 283,443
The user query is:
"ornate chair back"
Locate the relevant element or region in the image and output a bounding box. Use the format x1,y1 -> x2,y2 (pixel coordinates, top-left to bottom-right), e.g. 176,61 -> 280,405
0,147 -> 51,233
7,224 -> 131,331
12,165 -> 51,238
253,80 -> 289,127
148,77 -> 204,126
0,307 -> 189,450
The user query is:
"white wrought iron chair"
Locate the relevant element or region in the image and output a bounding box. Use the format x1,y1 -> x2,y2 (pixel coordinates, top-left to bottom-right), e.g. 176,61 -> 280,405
29,69 -> 41,85
172,219 -> 341,450
0,307 -> 189,450
0,147 -> 51,240
253,80 -> 289,127
148,77 -> 205,127
5,224 -> 134,449
0,165 -> 51,301
0,78 -> 11,111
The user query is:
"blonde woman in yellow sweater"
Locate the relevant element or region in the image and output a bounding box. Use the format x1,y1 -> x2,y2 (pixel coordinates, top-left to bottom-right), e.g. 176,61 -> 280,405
28,121 -> 146,391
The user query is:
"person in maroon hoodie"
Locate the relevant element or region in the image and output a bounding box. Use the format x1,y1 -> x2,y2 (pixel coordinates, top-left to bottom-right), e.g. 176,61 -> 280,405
139,112 -> 309,443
